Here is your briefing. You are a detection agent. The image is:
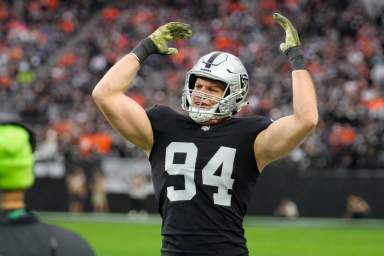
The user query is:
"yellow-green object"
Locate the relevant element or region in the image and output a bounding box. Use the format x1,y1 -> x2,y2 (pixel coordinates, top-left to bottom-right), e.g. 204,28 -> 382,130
16,70 -> 36,86
273,13 -> 301,54
149,22 -> 192,55
0,125 -> 34,190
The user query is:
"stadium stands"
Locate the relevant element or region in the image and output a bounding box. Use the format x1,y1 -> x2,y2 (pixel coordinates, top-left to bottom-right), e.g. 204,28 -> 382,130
1,0 -> 384,171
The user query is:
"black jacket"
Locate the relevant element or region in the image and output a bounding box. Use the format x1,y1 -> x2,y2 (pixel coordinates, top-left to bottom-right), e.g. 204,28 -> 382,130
0,210 -> 95,256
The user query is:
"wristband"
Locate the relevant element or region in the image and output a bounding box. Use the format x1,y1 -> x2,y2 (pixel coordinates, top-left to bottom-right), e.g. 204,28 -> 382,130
286,47 -> 305,70
130,37 -> 159,63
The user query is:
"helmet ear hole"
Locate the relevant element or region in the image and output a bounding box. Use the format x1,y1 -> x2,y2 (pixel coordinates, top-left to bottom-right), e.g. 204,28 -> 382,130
189,74 -> 197,90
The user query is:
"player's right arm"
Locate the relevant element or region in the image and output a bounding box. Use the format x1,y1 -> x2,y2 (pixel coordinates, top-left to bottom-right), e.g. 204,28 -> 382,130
92,55 -> 152,153
92,22 -> 192,155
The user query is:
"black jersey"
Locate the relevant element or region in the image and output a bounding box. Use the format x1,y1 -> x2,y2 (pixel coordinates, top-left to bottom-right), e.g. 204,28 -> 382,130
147,105 -> 272,256
0,210 -> 95,256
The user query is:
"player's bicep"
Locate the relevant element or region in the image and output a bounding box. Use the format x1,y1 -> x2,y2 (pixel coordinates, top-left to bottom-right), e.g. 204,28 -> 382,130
94,94 -> 153,153
254,115 -> 315,171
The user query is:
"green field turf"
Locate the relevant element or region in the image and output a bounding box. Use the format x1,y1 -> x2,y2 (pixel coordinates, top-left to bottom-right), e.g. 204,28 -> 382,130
41,213 -> 384,256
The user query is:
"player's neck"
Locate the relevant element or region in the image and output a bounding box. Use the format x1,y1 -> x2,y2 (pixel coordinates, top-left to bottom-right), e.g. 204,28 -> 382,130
201,117 -> 228,126
0,191 -> 25,210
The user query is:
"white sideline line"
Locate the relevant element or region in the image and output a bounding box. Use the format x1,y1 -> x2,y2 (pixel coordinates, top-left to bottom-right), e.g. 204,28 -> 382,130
38,212 -> 384,228
244,217 -> 384,229
39,212 -> 162,224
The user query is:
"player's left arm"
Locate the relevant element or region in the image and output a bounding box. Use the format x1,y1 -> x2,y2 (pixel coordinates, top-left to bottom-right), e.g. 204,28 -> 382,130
254,13 -> 319,171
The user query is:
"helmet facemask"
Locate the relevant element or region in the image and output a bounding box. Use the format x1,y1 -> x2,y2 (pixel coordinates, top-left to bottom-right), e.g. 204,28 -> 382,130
182,77 -> 230,123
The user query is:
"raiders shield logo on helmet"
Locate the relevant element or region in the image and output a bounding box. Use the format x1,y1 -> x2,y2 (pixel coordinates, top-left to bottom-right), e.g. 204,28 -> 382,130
240,74 -> 249,96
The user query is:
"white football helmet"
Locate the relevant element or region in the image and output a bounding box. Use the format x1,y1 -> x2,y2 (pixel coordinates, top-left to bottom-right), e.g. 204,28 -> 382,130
181,51 -> 249,123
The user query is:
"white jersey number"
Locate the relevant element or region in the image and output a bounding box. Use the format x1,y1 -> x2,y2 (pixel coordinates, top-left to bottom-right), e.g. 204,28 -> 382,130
165,142 -> 236,206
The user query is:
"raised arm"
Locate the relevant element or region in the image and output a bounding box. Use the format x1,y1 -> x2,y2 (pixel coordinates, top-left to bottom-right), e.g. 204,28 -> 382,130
254,13 -> 319,171
92,22 -> 192,155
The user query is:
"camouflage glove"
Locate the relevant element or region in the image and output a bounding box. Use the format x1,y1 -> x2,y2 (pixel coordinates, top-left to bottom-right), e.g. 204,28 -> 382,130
130,22 -> 192,63
273,13 -> 305,70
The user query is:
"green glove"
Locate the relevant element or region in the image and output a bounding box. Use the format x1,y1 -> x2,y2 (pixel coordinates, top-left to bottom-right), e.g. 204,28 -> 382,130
131,22 -> 192,63
273,13 -> 301,54
150,22 -> 192,55
273,13 -> 305,70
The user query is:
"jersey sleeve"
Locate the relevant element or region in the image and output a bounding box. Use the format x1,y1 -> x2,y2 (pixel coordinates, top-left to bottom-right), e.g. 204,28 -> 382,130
245,115 -> 273,139
146,105 -> 177,160
146,105 -> 174,134
238,116 -> 273,172
254,116 -> 273,134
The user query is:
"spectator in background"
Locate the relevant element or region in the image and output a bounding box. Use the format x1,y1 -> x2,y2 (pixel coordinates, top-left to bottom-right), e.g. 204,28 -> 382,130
91,169 -> 109,213
274,197 -> 299,219
345,194 -> 371,218
0,112 -> 95,256
2,0 -> 384,173
66,167 -> 87,213
33,128 -> 59,161
127,173 -> 153,219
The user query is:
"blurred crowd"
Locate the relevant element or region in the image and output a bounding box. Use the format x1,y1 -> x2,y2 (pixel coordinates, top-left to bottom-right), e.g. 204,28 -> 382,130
2,0 -> 384,171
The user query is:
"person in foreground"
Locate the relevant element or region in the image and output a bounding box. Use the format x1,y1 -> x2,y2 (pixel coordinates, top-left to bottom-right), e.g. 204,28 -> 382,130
0,113 -> 95,256
93,13 -> 318,256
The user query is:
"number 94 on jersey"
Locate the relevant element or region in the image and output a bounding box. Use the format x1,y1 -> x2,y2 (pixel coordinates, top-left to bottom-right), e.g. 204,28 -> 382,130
165,142 -> 236,207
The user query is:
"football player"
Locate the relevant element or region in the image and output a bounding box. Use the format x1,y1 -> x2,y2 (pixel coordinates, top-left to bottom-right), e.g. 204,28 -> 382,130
93,13 -> 318,256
